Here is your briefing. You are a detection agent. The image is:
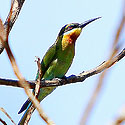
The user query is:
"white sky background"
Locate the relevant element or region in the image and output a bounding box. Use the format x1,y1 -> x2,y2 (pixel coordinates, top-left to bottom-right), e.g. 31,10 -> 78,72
0,0 -> 125,125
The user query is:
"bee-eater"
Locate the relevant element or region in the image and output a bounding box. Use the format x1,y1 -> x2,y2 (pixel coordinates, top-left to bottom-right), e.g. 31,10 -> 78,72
18,17 -> 100,124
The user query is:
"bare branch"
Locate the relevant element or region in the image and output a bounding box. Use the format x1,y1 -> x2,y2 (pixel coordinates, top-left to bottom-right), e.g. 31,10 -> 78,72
80,3 -> 125,124
0,0 -> 25,54
4,0 -> 25,33
0,17 -> 54,124
0,107 -> 16,125
25,57 -> 49,124
110,107 -> 125,125
0,118 -> 7,125
34,57 -> 42,98
114,117 -> 125,125
0,48 -> 124,88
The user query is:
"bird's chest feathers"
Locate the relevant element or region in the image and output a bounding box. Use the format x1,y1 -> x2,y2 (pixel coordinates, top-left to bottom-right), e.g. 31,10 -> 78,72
62,32 -> 79,50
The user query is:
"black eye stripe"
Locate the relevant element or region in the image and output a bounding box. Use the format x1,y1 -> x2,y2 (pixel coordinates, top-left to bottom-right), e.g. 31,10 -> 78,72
67,24 -> 78,30
58,23 -> 79,36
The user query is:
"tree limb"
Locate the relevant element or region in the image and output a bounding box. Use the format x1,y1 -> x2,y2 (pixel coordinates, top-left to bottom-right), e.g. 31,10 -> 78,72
0,48 -> 124,89
0,118 -> 7,125
0,16 -> 54,124
0,107 -> 16,125
0,0 -> 25,54
80,4 -> 125,124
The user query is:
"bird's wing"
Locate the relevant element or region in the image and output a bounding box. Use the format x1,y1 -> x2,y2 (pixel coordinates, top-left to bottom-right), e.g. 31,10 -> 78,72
36,43 -> 57,80
18,43 -> 57,115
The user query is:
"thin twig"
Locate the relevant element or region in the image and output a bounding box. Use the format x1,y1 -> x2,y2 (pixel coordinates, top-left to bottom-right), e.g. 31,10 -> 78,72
0,0 -> 25,54
111,107 -> 125,125
114,117 -> 125,125
0,15 -> 54,124
34,57 -> 42,98
0,48 -> 125,88
0,107 -> 16,125
80,3 -> 125,124
0,118 -> 7,125
25,57 -> 42,124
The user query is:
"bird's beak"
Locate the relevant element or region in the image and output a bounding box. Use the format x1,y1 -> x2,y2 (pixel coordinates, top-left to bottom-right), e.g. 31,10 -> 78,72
79,17 -> 101,29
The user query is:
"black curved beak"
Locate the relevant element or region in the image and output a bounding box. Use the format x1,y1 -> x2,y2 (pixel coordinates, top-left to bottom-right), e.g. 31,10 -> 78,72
79,17 -> 101,28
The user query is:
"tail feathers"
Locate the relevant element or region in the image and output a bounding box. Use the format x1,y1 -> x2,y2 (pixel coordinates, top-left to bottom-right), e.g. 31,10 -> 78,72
18,99 -> 31,114
18,103 -> 34,125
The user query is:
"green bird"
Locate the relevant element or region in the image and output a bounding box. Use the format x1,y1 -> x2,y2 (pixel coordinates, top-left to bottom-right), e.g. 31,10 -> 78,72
18,17 -> 100,124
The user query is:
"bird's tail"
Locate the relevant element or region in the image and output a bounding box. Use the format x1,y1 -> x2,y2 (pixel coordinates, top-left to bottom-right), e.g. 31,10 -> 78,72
18,98 -> 31,114
18,102 -> 35,125
18,87 -> 56,124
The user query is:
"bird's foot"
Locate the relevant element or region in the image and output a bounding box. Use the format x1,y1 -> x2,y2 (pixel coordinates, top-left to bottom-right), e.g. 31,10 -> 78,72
62,75 -> 67,80
53,76 -> 67,86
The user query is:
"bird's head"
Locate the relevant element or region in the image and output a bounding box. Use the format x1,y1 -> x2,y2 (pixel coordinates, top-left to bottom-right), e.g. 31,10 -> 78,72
58,17 -> 101,44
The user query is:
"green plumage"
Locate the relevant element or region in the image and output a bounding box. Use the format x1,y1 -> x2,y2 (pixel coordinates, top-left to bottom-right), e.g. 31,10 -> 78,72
37,35 -> 75,101
18,26 -> 75,125
18,17 -> 100,124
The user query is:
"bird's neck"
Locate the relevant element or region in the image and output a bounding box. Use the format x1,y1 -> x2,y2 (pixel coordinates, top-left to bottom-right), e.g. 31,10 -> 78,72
61,32 -> 79,51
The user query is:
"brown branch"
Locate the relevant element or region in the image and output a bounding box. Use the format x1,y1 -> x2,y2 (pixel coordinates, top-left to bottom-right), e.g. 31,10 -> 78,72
111,107 -> 125,125
0,107 -> 16,125
0,118 -> 7,125
25,57 -> 45,124
34,57 -> 42,98
0,17 -> 54,124
80,3 -> 125,124
0,0 -> 25,54
114,117 -> 125,125
0,48 -> 124,89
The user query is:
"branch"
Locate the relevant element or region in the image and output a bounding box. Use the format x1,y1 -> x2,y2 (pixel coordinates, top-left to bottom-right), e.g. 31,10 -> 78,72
80,3 -> 125,124
114,117 -> 125,125
0,0 -> 25,54
0,17 -> 54,124
0,107 -> 16,125
110,107 -> 125,125
0,48 -> 124,88
34,57 -> 42,98
0,118 -> 7,125
24,57 -> 49,124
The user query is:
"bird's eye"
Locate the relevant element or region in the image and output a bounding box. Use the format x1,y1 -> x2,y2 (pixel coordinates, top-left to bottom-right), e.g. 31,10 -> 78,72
66,26 -> 74,32
68,26 -> 72,30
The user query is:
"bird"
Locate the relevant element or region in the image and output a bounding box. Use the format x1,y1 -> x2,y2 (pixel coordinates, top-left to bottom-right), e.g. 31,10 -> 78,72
18,17 -> 101,124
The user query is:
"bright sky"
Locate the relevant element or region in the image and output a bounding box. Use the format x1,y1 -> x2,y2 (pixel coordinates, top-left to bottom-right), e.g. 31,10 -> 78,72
0,0 -> 125,125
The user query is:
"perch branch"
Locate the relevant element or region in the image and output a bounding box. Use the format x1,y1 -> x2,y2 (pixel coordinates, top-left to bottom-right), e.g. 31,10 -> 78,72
0,48 -> 124,88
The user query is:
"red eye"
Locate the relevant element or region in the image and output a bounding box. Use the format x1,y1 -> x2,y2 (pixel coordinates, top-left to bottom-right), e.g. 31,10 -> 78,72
68,26 -> 72,30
